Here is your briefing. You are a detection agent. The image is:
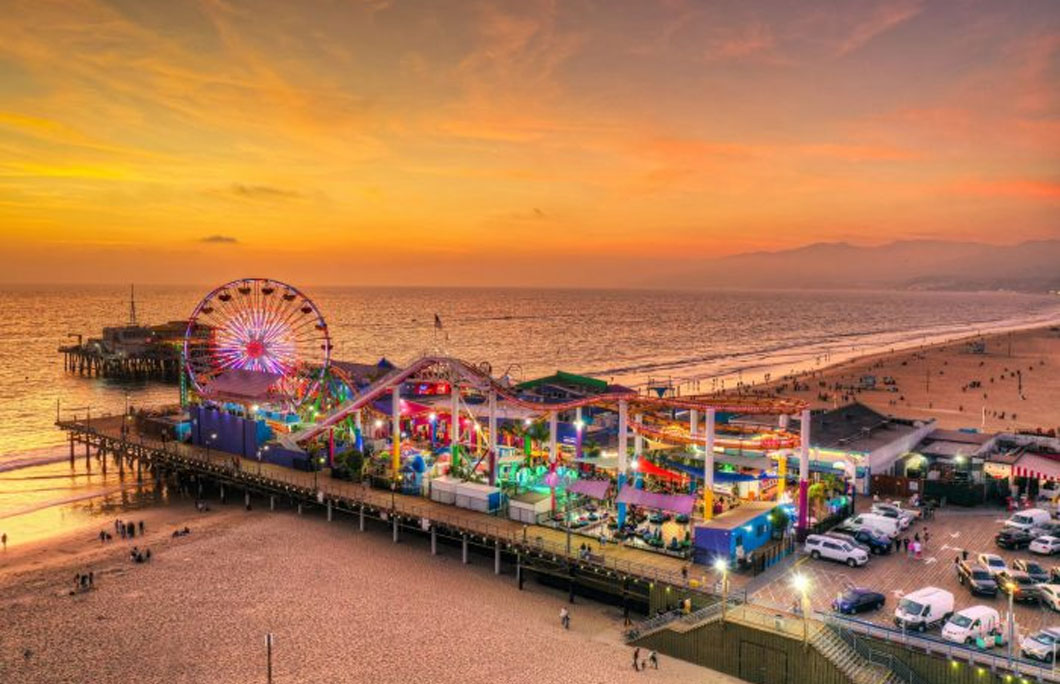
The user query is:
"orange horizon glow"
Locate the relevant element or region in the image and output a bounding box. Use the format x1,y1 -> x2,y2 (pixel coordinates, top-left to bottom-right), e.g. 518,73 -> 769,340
0,0 -> 1057,287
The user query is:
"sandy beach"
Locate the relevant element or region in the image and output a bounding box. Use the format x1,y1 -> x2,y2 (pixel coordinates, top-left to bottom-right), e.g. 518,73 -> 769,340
0,499 -> 736,684
733,324 -> 1060,434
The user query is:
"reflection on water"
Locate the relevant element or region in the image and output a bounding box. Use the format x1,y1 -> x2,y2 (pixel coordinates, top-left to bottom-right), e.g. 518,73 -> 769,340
0,458 -> 166,550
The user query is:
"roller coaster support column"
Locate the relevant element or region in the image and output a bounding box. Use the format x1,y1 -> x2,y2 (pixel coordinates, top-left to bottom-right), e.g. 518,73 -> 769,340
797,409 -> 811,539
575,407 -> 583,460
391,386 -> 401,478
633,414 -> 644,489
690,408 -> 698,439
450,371 -> 460,470
617,400 -> 629,528
548,410 -> 558,468
354,410 -> 363,452
777,415 -> 789,501
703,408 -> 716,520
488,390 -> 498,486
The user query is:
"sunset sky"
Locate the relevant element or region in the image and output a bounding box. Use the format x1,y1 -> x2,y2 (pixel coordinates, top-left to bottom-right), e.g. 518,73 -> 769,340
1,0 -> 1057,286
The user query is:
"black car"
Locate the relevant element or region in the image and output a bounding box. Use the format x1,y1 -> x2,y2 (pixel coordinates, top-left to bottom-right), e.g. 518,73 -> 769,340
956,561 -> 999,597
832,588 -> 886,615
996,528 -> 1035,550
1014,559 -> 1051,584
831,528 -> 892,555
998,570 -> 1043,603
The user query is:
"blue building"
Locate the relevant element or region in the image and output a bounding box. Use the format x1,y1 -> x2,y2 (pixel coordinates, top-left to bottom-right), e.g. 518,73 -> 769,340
692,501 -> 778,564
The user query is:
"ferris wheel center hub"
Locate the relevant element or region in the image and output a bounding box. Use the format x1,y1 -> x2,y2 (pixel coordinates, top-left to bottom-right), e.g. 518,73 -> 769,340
245,340 -> 266,359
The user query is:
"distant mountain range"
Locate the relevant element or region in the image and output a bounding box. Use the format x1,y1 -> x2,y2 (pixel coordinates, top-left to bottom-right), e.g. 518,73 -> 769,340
670,240 -> 1060,293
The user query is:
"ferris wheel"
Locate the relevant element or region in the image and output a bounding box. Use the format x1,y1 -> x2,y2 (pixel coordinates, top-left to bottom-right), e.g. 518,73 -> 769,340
183,278 -> 331,409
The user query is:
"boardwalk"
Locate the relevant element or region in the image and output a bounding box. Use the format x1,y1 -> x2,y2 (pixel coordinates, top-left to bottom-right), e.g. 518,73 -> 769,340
60,414 -> 705,590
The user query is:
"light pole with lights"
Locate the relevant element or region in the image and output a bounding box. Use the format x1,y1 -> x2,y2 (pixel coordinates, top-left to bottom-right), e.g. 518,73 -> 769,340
714,558 -> 730,621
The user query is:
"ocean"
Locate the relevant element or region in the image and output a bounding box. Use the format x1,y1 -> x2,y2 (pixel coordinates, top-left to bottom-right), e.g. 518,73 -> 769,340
2,284 -> 1059,546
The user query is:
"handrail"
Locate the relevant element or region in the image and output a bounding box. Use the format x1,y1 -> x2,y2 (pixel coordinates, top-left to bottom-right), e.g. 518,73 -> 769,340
823,612 -> 1060,683
821,613 -> 924,684
59,416 -> 706,591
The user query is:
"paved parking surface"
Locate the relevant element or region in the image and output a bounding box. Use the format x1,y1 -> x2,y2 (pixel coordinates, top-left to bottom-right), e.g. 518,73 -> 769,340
751,503 -> 1060,640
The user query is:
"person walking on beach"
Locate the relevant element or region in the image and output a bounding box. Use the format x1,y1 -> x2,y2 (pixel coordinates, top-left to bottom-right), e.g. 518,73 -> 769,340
648,650 -> 658,669
1,532 -> 6,551
632,648 -> 640,671
560,607 -> 570,630
138,520 -> 145,535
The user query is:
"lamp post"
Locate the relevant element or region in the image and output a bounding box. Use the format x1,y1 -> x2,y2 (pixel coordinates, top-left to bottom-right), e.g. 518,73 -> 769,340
792,573 -> 811,646
391,473 -> 403,513
1006,581 -> 1016,662
714,558 -> 730,621
206,432 -> 217,460
565,488 -> 573,556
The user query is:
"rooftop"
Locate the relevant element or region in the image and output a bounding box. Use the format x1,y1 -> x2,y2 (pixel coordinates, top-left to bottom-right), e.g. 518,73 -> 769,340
808,402 -> 922,453
697,501 -> 776,531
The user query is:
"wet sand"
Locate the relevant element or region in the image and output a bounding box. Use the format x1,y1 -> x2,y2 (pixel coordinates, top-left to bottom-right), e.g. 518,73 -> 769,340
0,501 -> 736,684
733,325 -> 1060,433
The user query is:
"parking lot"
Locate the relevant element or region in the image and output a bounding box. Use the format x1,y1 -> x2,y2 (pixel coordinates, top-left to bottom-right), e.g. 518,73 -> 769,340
750,501 -> 1060,644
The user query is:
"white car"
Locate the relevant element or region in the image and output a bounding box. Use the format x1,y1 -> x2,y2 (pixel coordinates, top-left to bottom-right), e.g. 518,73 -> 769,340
871,503 -> 914,529
978,553 -> 1008,578
805,534 -> 869,567
1031,536 -> 1060,556
1039,585 -> 1060,612
1021,627 -> 1060,662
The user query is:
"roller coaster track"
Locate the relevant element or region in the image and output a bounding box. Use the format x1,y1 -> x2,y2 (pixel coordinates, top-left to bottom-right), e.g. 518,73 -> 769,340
293,355 -> 806,447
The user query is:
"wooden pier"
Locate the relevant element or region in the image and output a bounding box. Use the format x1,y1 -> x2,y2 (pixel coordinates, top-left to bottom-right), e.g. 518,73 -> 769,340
56,414 -> 715,615
58,344 -> 180,382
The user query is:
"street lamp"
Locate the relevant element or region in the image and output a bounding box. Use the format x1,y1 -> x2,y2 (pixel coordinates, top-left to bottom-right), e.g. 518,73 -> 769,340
206,432 -> 217,460
314,455 -> 325,490
257,445 -> 269,475
792,573 -> 811,646
1005,581 -> 1016,662
714,557 -> 730,621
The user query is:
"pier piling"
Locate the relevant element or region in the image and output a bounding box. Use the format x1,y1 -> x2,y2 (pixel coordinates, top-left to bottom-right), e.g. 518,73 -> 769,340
462,534 -> 468,564
392,516 -> 398,543
297,503 -> 302,515
270,495 -> 275,511
494,540 -> 501,575
517,554 -> 523,590
326,500 -> 332,522
359,504 -> 365,531
431,527 -> 437,555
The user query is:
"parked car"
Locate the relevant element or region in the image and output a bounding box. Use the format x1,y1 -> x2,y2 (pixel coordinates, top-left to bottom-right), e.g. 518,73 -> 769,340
1030,521 -> 1060,539
832,588 -> 886,615
978,553 -> 1008,579
805,534 -> 869,567
828,528 -> 892,555
1005,509 -> 1053,532
834,518 -> 892,541
1039,482 -> 1060,502
871,503 -> 915,529
942,606 -> 1002,646
1038,584 -> 1060,612
1014,559 -> 1051,584
1031,536 -> 1060,556
996,527 -> 1035,550
849,513 -> 901,539
956,561 -> 999,597
997,570 -> 1042,604
894,587 -> 954,632
1020,627 -> 1060,662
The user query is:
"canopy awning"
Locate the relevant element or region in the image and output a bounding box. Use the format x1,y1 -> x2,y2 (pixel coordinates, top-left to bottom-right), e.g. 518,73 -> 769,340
634,458 -> 687,482
616,486 -> 695,515
568,479 -> 611,500
202,368 -> 281,403
1014,453 -> 1060,482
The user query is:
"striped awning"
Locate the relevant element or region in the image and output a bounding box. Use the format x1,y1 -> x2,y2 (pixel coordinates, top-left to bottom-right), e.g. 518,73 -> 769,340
1013,453 -> 1060,482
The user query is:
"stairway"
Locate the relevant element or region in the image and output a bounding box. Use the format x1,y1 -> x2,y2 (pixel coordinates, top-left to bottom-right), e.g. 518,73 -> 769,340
809,627 -> 898,684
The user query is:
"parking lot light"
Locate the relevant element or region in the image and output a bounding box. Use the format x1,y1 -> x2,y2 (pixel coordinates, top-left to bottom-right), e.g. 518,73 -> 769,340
791,573 -> 811,646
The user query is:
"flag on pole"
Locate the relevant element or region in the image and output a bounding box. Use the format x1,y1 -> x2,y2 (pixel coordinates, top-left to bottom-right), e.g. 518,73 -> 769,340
434,313 -> 443,330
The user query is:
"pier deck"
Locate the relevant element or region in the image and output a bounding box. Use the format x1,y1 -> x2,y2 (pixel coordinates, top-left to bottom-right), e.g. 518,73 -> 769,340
57,415 -> 706,592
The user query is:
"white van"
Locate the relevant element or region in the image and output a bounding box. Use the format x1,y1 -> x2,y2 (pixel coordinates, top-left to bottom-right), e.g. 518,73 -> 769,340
894,587 -> 954,632
942,606 -> 1001,645
1005,509 -> 1053,532
804,534 -> 869,567
850,513 -> 900,539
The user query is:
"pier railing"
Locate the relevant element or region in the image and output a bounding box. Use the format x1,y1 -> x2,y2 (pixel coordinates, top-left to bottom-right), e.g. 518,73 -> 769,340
57,416 -> 697,591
